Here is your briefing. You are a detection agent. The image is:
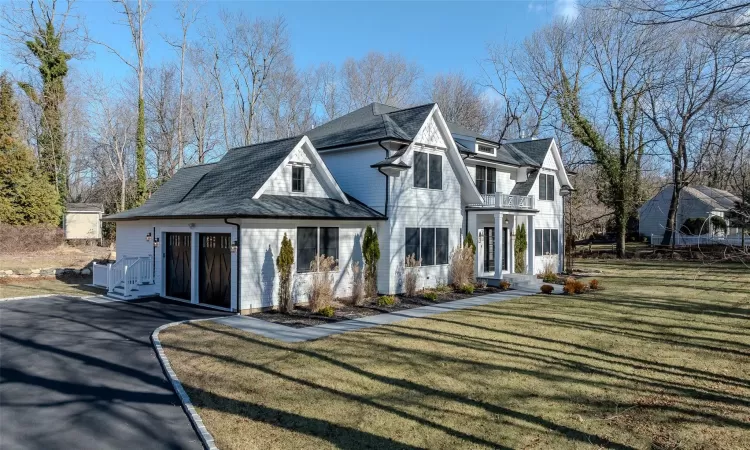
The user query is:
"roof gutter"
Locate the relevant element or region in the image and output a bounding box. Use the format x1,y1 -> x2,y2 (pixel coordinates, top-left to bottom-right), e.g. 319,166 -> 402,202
317,137 -> 411,152
224,218 -> 241,314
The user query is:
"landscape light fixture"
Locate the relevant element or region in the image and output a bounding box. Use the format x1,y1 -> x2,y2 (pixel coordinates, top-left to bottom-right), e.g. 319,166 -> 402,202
146,232 -> 152,242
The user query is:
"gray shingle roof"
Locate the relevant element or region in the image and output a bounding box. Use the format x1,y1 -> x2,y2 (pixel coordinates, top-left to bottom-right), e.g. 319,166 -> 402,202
685,186 -> 741,211
105,136 -> 385,221
505,139 -> 553,166
65,203 -> 103,212
306,103 -> 435,149
510,170 -> 539,196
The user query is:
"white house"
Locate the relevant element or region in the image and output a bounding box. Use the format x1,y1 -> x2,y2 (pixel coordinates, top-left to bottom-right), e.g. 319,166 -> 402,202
639,185 -> 742,243
64,203 -> 103,240
100,103 -> 571,313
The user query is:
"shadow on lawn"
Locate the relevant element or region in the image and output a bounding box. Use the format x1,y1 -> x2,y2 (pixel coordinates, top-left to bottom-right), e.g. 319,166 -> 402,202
176,322 -> 640,450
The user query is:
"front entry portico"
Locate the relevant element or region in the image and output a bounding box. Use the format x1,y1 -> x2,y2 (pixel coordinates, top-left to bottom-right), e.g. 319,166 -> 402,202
466,209 -> 536,281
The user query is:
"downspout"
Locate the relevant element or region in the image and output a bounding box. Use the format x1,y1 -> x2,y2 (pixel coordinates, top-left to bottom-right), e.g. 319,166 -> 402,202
377,140 -> 407,217
152,226 -> 156,279
224,218 -> 241,314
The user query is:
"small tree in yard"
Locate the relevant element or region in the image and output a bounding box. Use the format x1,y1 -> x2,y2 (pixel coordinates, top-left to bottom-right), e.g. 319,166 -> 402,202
363,225 -> 380,297
276,233 -> 294,313
514,223 -> 527,273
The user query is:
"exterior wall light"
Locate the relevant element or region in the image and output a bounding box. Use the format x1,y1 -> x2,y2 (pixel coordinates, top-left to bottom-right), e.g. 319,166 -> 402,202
231,240 -> 238,253
153,237 -> 160,247
146,232 -> 152,241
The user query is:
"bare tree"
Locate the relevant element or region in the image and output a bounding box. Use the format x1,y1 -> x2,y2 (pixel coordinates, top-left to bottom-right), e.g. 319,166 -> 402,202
341,52 -> 422,110
427,72 -> 489,132
145,64 -> 179,182
314,62 -> 343,122
623,0 -> 750,31
186,45 -> 222,164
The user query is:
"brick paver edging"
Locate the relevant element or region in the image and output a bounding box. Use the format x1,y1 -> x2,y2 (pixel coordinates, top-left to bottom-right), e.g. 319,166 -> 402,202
151,319 -> 220,450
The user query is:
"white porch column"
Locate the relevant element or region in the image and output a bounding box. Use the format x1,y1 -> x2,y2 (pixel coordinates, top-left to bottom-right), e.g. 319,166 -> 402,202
467,211 -> 480,278
494,212 -> 503,280
507,215 -> 516,274
527,215 -> 535,275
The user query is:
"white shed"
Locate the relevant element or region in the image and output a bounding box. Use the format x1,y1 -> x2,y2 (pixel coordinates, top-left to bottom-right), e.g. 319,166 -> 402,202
64,203 -> 103,240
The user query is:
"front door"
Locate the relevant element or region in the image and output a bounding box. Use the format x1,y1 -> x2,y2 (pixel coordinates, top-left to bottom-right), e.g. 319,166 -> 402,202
484,227 -> 495,272
166,233 -> 191,300
199,233 -> 231,308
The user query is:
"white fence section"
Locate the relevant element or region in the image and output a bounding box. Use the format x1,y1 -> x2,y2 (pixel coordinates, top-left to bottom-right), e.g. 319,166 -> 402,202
650,234 -> 749,248
475,193 -> 535,210
92,255 -> 154,297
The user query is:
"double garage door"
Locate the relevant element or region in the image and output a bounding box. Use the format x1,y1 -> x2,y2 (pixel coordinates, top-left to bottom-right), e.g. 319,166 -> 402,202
165,232 -> 231,308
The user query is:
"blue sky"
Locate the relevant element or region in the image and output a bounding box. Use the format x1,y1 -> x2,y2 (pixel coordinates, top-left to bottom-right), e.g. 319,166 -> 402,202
11,0 -> 577,85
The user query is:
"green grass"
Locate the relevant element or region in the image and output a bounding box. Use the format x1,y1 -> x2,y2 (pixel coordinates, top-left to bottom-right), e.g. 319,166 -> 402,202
161,260 -> 750,449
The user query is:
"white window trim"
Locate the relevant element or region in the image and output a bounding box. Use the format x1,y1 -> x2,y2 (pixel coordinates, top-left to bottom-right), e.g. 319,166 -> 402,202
476,143 -> 497,156
404,226 -> 450,266
295,226 -> 340,274
412,150 -> 444,191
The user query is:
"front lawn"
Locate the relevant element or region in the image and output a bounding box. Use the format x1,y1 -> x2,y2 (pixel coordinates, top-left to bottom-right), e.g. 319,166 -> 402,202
160,260 -> 750,449
0,276 -> 98,299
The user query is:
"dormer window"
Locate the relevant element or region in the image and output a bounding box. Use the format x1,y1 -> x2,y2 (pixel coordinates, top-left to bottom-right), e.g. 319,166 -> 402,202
477,144 -> 496,155
292,166 -> 305,192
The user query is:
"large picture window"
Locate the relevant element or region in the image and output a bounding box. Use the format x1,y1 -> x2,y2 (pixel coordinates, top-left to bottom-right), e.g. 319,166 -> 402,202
297,227 -> 339,272
413,151 -> 442,190
404,227 -> 449,265
534,229 -> 560,256
539,173 -> 555,201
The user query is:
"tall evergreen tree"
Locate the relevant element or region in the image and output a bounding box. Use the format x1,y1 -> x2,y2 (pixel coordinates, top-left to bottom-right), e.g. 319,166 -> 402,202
0,73 -> 19,142
18,19 -> 71,208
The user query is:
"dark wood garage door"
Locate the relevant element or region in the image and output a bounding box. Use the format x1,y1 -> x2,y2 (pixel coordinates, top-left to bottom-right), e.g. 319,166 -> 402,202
199,233 -> 231,308
166,233 -> 192,300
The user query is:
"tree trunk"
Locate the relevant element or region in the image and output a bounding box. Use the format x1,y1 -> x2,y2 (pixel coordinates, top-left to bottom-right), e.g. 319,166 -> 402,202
661,186 -> 680,247
614,201 -> 627,258
134,0 -> 147,205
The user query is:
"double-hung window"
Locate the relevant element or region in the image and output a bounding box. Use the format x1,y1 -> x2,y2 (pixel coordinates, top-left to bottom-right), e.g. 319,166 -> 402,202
297,227 -> 339,272
292,166 -> 305,193
413,151 -> 442,190
539,173 -> 555,201
534,229 -> 560,256
405,227 -> 449,265
475,165 -> 496,195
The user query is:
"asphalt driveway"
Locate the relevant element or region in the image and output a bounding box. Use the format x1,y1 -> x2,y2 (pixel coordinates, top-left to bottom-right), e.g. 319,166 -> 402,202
0,296 -> 229,450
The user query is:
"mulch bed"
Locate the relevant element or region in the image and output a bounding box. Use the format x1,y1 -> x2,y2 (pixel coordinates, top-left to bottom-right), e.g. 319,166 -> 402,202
250,286 -> 508,328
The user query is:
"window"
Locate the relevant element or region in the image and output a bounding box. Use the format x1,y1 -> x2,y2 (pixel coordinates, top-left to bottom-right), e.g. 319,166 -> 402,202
475,166 -> 486,194
475,165 -> 496,195
477,144 -> 495,154
292,166 -> 304,193
534,229 -> 560,256
296,227 -> 340,272
539,173 -> 555,201
413,151 -> 442,190
404,227 -> 449,266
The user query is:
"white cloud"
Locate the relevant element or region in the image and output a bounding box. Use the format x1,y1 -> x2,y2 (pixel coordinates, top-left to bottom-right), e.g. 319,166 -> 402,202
554,0 -> 579,21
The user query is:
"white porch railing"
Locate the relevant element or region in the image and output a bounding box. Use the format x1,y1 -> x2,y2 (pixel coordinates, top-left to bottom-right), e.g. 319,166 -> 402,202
92,255 -> 153,297
650,234 -> 749,248
474,193 -> 535,210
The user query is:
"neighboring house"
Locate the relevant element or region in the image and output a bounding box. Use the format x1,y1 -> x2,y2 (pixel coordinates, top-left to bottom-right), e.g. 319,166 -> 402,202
64,203 -> 103,240
100,103 -> 572,313
639,186 -> 742,240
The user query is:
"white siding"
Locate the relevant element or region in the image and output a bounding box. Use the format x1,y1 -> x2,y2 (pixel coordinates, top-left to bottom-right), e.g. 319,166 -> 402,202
384,142 -> 464,292
65,212 -> 101,239
530,170 -> 564,273
464,163 -> 516,196
414,115 -> 447,148
262,146 -> 329,198
320,145 -> 387,213
239,219 -> 375,310
639,188 -> 713,238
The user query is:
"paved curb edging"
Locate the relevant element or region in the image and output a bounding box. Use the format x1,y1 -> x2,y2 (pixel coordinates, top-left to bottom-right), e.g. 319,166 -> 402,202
151,319 -> 220,450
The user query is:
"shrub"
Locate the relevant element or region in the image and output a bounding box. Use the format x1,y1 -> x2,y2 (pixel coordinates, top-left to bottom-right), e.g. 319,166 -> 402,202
377,295 -> 396,306
573,280 -> 588,294
317,305 -> 335,317
463,232 -> 476,254
460,283 -> 474,294
0,224 -> 64,253
403,254 -> 420,297
350,261 -> 365,305
363,226 -> 380,298
423,291 -> 438,301
563,277 -> 577,295
589,279 -> 600,290
450,244 -> 475,288
499,280 -> 511,291
514,223 -> 527,273
276,233 -> 294,313
540,284 -> 554,294
540,255 -> 557,283
307,255 -> 336,312
475,279 -> 487,289
434,283 -> 452,293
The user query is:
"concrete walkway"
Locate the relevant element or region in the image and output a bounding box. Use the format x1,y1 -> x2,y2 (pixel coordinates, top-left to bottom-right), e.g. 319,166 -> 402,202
214,288 -> 538,343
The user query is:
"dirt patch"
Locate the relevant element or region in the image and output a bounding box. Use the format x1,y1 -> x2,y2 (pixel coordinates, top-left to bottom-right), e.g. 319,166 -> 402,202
0,245 -> 114,271
250,286 -> 507,328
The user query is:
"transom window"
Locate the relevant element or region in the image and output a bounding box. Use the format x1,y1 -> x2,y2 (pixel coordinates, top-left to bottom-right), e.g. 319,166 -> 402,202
405,227 -> 449,266
539,173 -> 555,201
534,229 -> 560,256
292,166 -> 305,193
477,144 -> 495,154
475,165 -> 496,195
297,227 -> 339,272
413,151 -> 443,190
